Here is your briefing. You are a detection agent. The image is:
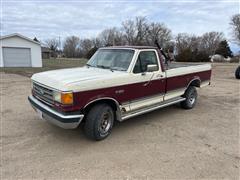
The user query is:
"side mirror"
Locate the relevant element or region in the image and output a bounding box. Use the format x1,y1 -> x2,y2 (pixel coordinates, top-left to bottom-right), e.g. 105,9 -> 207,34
147,64 -> 158,72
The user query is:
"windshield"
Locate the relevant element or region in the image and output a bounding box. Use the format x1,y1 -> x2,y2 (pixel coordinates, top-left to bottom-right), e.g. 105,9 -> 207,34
86,49 -> 135,71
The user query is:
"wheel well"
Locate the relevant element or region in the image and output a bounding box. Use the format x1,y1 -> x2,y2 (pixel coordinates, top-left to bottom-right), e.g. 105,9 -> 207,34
188,79 -> 201,88
83,99 -> 119,116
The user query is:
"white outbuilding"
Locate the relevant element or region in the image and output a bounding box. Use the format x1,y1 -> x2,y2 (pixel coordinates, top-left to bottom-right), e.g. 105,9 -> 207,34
0,33 -> 42,67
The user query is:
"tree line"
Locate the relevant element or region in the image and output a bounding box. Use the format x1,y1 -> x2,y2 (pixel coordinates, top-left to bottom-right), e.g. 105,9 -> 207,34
44,14 -> 240,62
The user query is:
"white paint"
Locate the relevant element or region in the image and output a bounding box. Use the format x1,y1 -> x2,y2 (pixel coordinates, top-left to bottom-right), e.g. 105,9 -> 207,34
164,88 -> 186,101
166,63 -> 211,78
0,34 -> 42,67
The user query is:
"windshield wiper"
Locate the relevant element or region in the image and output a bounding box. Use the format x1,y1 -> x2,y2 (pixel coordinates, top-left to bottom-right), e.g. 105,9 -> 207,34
96,65 -> 115,72
110,67 -> 126,71
86,63 -> 93,67
97,65 -> 110,69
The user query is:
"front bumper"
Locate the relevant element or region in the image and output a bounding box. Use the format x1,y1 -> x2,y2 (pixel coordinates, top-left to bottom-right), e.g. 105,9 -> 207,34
28,95 -> 84,129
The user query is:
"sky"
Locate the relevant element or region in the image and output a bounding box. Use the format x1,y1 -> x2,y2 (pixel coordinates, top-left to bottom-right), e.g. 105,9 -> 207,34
1,0 -> 240,52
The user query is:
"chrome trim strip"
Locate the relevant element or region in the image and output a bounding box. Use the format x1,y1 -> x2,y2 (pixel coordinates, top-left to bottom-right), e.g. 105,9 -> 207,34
83,97 -> 122,121
186,77 -> 201,88
29,95 -> 83,119
165,87 -> 186,94
200,80 -> 210,88
164,88 -> 186,101
122,97 -> 186,121
32,80 -> 58,91
32,81 -> 73,93
129,93 -> 165,104
41,113 -> 81,129
129,94 -> 164,112
84,97 -> 120,109
34,94 -> 53,107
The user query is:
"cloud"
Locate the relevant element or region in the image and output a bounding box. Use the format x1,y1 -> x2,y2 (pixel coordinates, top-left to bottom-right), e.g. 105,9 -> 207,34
1,0 -> 239,47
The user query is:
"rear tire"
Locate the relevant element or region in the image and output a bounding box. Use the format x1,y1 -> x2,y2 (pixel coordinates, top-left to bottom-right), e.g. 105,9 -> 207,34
235,66 -> 240,79
181,86 -> 197,109
84,103 -> 114,141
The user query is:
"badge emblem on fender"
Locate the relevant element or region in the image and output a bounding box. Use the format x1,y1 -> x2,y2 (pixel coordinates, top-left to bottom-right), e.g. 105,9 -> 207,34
115,89 -> 125,94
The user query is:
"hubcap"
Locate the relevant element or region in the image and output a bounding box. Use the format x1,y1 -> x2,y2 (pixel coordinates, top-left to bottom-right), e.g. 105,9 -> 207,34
99,111 -> 112,134
189,93 -> 196,105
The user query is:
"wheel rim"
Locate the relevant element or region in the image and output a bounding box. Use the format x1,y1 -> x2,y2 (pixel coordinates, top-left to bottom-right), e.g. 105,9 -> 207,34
99,110 -> 112,135
189,92 -> 196,105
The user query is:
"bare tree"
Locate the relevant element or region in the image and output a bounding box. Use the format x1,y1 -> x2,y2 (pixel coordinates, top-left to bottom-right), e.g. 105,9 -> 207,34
134,16 -> 149,45
91,37 -> 104,48
176,32 -> 224,56
98,27 -> 124,46
200,31 -> 224,55
122,17 -> 172,46
63,36 -> 80,58
175,32 -> 225,62
79,38 -> 94,56
146,22 -> 172,47
230,14 -> 240,45
122,19 -> 136,45
45,38 -> 59,51
122,16 -> 149,45
175,33 -> 200,53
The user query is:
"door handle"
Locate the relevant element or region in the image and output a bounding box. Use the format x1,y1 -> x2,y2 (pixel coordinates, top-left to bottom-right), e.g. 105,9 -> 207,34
156,74 -> 164,78
143,73 -> 155,87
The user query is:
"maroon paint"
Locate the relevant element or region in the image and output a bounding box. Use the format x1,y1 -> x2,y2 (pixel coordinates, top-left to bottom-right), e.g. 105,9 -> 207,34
166,70 -> 211,91
56,78 -> 166,112
55,69 -> 211,112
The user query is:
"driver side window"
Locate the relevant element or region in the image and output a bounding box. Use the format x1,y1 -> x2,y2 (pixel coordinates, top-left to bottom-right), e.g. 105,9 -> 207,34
133,51 -> 159,73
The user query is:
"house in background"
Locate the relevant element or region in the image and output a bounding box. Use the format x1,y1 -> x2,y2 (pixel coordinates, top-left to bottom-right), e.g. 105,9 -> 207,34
210,54 -> 231,62
41,47 -> 52,59
0,33 -> 42,67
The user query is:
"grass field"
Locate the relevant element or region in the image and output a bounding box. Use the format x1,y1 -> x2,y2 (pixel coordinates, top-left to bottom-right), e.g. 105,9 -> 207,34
0,58 -> 88,77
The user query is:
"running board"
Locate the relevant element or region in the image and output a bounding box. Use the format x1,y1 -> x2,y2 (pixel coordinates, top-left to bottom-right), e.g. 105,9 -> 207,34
121,97 -> 186,121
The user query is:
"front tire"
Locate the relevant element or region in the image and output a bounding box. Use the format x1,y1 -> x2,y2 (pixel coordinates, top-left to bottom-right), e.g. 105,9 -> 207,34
84,103 -> 114,141
181,86 -> 198,109
235,66 -> 240,79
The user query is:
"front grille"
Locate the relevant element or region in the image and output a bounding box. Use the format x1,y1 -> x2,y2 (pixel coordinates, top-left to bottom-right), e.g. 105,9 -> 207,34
32,82 -> 54,106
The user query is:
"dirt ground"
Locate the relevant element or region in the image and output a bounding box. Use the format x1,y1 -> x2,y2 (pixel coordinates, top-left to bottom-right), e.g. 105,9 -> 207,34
1,63 -> 239,179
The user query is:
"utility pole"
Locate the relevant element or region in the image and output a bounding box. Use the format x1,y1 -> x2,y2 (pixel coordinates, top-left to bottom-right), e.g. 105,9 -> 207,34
58,36 -> 61,51
58,36 -> 62,57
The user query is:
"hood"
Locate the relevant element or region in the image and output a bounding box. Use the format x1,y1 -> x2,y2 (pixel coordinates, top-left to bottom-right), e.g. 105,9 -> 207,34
31,66 -> 126,91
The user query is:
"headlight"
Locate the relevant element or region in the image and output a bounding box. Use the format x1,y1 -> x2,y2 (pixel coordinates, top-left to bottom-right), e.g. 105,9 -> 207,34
53,91 -> 73,105
53,91 -> 61,103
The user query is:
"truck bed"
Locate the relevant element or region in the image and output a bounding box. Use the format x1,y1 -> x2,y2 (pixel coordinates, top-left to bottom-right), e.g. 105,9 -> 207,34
166,62 -> 206,70
165,62 -> 212,80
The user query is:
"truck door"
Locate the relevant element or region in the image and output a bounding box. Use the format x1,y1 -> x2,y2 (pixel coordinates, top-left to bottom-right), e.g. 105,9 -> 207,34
129,50 -> 166,111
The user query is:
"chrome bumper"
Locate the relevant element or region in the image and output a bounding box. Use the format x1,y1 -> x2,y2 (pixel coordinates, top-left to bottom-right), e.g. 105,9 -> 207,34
28,95 -> 84,129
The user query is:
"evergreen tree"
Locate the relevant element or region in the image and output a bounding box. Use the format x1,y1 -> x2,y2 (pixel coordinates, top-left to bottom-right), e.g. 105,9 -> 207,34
215,40 -> 233,58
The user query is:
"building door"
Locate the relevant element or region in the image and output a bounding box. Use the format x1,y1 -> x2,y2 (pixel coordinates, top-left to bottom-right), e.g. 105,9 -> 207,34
3,47 -> 31,67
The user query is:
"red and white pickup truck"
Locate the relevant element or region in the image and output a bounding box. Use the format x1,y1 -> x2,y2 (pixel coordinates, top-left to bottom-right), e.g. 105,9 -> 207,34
28,46 -> 212,140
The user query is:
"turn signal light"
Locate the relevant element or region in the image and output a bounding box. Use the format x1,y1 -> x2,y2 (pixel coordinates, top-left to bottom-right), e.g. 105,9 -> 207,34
61,92 -> 73,105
